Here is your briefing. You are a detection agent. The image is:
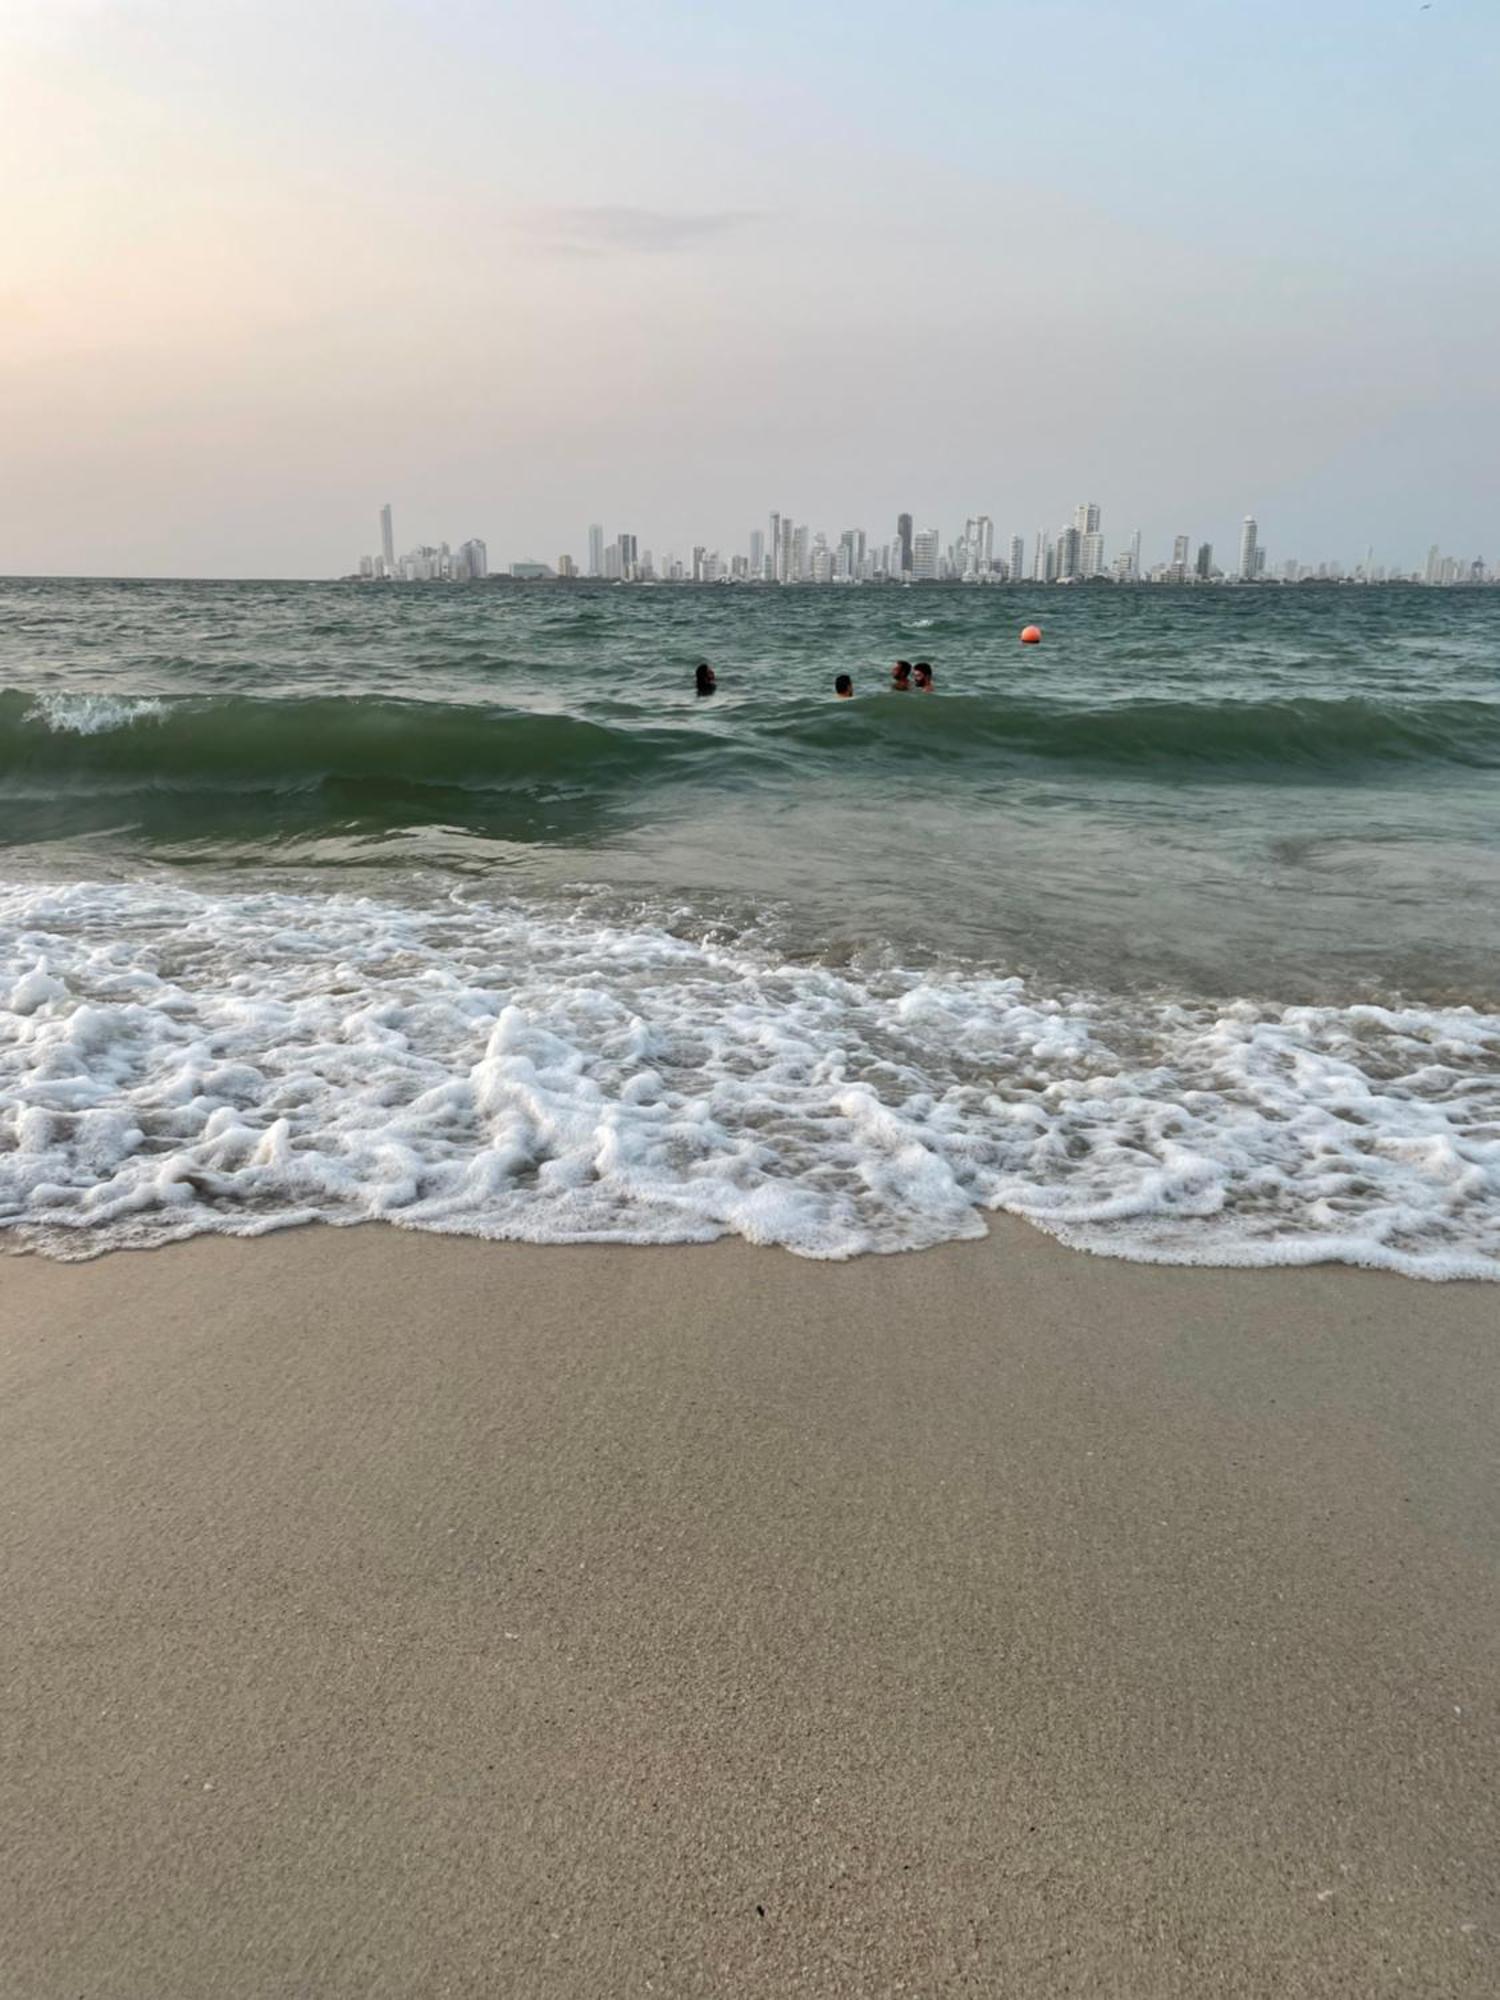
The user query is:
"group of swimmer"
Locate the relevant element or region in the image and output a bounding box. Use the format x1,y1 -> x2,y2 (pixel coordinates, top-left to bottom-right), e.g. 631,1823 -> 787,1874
694,659 -> 935,699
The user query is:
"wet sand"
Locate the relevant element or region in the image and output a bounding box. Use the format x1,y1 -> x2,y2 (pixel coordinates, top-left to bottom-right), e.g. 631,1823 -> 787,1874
2,1220 -> 1496,1996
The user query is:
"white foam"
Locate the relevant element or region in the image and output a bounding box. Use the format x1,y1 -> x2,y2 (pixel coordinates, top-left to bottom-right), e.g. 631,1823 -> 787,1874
2,880 -> 1497,1276
23,692 -> 167,735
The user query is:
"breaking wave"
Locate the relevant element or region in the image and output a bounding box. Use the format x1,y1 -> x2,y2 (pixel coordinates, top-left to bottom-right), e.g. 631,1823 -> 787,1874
3,879 -> 1497,1277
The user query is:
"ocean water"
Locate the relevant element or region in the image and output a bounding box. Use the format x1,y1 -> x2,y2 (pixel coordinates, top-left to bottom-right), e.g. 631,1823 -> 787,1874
2,576 -> 1497,1275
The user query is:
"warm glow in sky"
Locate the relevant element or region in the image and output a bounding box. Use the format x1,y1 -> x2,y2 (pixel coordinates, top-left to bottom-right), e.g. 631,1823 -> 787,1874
3,0 -> 1497,574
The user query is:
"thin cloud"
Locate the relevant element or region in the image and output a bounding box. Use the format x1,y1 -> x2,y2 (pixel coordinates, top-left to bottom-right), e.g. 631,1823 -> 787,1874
519,206 -> 765,258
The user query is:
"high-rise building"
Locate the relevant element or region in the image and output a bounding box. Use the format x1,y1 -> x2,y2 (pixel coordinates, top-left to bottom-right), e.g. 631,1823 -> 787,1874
380,504 -> 395,576
588,524 -> 605,577
1009,536 -> 1026,585
459,537 -> 487,580
779,516 -> 795,584
557,554 -> 578,578
616,533 -> 638,580
792,524 -> 810,582
1055,525 -> 1082,581
1073,501 -> 1101,538
1238,516 -> 1260,582
897,513 -> 913,578
749,530 -> 765,578
1032,531 -> 1048,583
973,514 -> 994,577
1195,541 -> 1214,581
1080,530 -> 1105,580
1129,529 -> 1142,581
912,528 -> 940,581
1425,543 -> 1442,585
1171,534 -> 1190,582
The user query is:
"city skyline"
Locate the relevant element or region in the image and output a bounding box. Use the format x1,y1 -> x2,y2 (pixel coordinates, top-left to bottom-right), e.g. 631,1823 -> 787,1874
359,503 -> 1494,590
5,4 -> 1497,578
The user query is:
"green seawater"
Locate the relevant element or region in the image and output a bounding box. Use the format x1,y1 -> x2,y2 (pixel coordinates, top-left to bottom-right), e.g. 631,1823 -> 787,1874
3,576 -> 1496,1005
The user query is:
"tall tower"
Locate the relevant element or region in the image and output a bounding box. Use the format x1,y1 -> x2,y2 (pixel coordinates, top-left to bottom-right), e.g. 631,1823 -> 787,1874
1073,501 -> 1101,538
1009,535 -> 1026,584
588,524 -> 605,577
1239,517 -> 1260,582
897,513 -> 913,578
1171,534 -> 1190,581
1196,541 -> 1213,581
380,504 -> 395,576
975,515 -> 994,575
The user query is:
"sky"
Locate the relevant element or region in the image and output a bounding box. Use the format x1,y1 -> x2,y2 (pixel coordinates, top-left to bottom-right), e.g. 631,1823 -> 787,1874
2,0 -> 1497,577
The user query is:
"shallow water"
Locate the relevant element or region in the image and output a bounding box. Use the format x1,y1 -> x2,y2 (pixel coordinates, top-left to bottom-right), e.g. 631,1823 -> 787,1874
2,577 -> 1497,1273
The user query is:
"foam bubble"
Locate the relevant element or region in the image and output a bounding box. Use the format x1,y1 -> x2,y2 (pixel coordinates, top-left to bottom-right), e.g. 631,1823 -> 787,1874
24,692 -> 167,735
1,880 -> 1496,1276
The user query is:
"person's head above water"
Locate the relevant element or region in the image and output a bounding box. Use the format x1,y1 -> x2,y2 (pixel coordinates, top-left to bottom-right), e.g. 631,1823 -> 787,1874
891,660 -> 912,688
695,661 -> 716,695
913,662 -> 933,690
834,673 -> 853,699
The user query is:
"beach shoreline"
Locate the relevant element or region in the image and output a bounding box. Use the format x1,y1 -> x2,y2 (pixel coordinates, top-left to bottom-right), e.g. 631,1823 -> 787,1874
2,1218 -> 1497,1996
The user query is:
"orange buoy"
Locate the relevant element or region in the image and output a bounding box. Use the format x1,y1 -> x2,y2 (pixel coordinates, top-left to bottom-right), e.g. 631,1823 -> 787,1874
1020,624 -> 1042,645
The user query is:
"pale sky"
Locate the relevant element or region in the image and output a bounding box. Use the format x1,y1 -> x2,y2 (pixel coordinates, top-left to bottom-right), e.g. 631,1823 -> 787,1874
3,0 -> 1496,576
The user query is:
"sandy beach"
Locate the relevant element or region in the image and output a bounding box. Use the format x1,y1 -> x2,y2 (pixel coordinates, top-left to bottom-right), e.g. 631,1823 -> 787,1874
2,1219 -> 1496,1997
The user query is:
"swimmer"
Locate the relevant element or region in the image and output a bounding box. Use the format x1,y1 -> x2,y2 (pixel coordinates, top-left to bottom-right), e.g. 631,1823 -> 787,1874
891,659 -> 912,690
695,661 -> 717,696
913,662 -> 933,690
834,673 -> 854,699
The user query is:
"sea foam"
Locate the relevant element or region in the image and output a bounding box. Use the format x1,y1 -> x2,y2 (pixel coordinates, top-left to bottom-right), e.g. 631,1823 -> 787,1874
24,692 -> 168,735
2,880 -> 1497,1276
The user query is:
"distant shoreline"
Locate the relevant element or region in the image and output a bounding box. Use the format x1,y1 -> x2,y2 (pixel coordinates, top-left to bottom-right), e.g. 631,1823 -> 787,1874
3,572 -> 1492,589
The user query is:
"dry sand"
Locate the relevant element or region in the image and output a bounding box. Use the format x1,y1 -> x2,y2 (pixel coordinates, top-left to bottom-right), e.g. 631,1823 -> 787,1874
1,1218 -> 1496,1997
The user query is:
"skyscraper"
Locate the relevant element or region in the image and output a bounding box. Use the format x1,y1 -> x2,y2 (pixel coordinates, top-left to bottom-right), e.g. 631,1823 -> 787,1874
1171,535 -> 1190,582
1073,501 -> 1101,537
1055,525 -> 1082,581
1195,541 -> 1214,581
912,528 -> 940,581
1238,517 -> 1260,582
749,529 -> 765,578
588,524 -> 605,578
380,504 -> 395,576
1009,536 -> 1026,585
1080,530 -> 1105,580
974,515 -> 994,576
897,513 -> 913,579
